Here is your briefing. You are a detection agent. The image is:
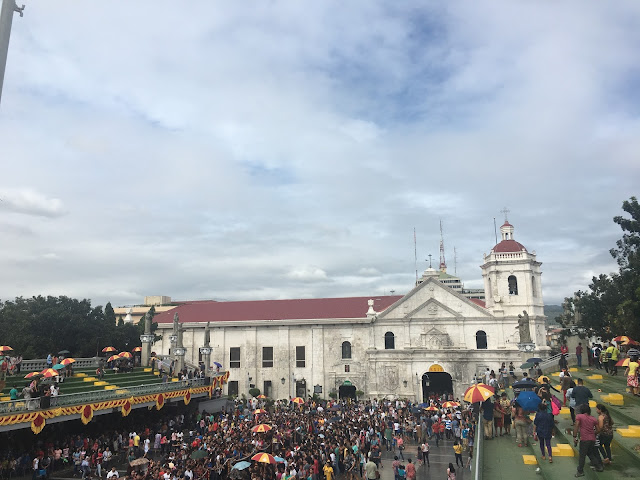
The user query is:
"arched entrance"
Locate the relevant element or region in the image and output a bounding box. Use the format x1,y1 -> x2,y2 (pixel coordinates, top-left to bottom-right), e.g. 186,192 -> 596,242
421,364 -> 453,401
338,380 -> 356,400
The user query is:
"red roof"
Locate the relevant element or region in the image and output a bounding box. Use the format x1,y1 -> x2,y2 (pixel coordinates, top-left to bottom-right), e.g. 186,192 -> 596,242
154,296 -> 404,324
492,239 -> 527,253
469,298 -> 486,308
501,221 -> 513,228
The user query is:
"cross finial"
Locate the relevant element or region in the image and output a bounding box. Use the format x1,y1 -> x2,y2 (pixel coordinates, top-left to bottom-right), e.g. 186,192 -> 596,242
427,254 -> 432,268
500,207 -> 510,222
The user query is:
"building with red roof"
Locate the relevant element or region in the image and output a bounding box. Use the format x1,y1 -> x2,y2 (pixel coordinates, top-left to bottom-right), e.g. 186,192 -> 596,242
151,219 -> 547,402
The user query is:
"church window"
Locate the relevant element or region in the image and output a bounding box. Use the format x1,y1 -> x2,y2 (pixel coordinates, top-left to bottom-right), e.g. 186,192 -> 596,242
384,332 -> 395,350
342,341 -> 352,359
345,365 -> 350,372
476,331 -> 488,349
262,347 -> 273,368
508,275 -> 518,295
531,275 -> 537,297
296,346 -> 306,368
228,381 -> 239,397
230,347 -> 240,368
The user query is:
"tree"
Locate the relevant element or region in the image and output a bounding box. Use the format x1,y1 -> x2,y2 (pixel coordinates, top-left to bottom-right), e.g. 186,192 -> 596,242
570,197 -> 640,338
104,302 -> 116,326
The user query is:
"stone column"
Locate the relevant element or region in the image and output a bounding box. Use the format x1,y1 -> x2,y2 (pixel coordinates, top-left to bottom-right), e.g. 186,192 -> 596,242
174,326 -> 186,376
200,322 -> 212,376
140,312 -> 154,367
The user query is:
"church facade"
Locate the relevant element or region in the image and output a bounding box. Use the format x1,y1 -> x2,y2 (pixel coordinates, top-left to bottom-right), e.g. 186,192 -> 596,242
151,221 -> 548,401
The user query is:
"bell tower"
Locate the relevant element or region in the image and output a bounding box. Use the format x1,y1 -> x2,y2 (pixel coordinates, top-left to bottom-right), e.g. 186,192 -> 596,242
481,219 -> 544,318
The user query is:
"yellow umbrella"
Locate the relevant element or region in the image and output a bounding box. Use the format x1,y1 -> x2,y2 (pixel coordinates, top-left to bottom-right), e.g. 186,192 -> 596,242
464,383 -> 495,403
257,394 -> 267,399
102,346 -> 117,353
119,352 -> 133,359
537,375 -> 551,384
254,408 -> 267,414
0,346 -> 13,353
442,401 -> 460,408
60,358 -> 76,365
424,406 -> 439,411
108,355 -> 120,362
291,397 -> 304,404
132,347 -> 142,352
24,372 -> 42,379
251,424 -> 272,433
251,453 -> 276,464
40,368 -> 59,378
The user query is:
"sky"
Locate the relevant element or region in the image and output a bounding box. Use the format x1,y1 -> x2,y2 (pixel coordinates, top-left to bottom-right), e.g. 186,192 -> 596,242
0,1 -> 639,308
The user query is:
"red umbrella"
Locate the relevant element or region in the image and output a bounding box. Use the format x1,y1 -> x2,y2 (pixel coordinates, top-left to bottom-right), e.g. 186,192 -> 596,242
119,352 -> 133,359
291,397 -> 304,404
251,424 -> 272,433
251,453 -> 276,464
108,355 -> 120,362
60,358 -> 76,365
102,346 -> 117,353
464,383 -> 495,403
0,346 -> 13,353
132,347 -> 142,352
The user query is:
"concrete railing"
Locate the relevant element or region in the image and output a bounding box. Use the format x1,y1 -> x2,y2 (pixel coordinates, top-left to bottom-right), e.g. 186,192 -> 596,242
539,353 -> 576,373
0,373 -> 226,416
20,357 -> 101,372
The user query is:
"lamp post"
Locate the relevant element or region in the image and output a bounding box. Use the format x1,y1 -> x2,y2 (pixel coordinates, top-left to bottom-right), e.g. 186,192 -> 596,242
0,0 -> 24,106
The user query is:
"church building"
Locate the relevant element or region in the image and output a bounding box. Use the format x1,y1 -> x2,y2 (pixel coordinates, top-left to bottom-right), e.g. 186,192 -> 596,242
151,221 -> 548,401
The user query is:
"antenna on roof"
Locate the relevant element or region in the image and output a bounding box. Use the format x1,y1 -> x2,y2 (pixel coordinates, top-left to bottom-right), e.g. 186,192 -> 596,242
454,246 -> 457,276
493,217 -> 498,245
439,220 -> 447,273
414,227 -> 418,286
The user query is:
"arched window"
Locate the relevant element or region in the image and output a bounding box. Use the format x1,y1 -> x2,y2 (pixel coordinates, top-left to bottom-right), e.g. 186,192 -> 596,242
476,330 -> 488,349
531,275 -> 537,297
341,341 -> 352,359
508,275 -> 518,295
384,332 -> 395,350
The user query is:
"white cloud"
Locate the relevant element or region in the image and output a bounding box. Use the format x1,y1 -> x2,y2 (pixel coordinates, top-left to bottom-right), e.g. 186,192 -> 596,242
0,1 -> 638,307
0,188 -> 65,217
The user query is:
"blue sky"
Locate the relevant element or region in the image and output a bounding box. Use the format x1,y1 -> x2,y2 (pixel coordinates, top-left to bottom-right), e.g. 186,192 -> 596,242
0,0 -> 639,307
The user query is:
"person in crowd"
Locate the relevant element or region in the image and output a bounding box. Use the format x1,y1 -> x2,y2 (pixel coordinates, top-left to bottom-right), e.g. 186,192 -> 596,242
605,342 -> 620,375
570,378 -> 593,411
452,440 -> 463,468
446,462 -> 456,480
533,403 -> 554,463
596,404 -> 614,465
576,342 -> 583,367
625,355 -> 639,396
573,404 -> 604,476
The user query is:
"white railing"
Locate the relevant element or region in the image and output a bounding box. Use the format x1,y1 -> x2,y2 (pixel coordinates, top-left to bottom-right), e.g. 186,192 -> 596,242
20,357 -> 101,372
539,353 -> 575,373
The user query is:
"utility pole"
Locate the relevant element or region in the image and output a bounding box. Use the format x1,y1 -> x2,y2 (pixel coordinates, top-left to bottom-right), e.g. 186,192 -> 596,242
0,0 -> 24,106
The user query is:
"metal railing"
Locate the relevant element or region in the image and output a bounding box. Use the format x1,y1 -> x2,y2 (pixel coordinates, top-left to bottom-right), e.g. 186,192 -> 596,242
539,353 -> 576,373
0,374 -> 220,416
474,412 -> 483,480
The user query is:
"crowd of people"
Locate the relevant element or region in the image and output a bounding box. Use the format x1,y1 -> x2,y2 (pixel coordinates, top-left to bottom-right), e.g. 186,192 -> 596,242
0,395 -> 479,480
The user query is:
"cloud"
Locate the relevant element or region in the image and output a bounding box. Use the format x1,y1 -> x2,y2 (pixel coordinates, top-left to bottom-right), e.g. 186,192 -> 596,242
0,188 -> 65,217
0,1 -> 638,308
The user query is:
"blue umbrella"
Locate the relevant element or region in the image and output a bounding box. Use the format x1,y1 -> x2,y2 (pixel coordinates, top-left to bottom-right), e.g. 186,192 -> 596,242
232,461 -> 251,471
515,391 -> 541,411
418,403 -> 428,408
213,361 -> 223,368
274,456 -> 285,463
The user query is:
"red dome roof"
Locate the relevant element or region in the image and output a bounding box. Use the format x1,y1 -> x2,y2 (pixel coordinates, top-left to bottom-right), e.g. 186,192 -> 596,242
492,239 -> 527,253
501,221 -> 513,228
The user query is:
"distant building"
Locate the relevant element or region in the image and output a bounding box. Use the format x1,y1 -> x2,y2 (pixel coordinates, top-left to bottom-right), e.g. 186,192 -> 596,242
150,220 -> 547,401
113,296 -> 178,324
417,267 -> 485,301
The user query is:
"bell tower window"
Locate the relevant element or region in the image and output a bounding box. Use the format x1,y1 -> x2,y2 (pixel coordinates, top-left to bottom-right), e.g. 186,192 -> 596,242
508,275 -> 518,295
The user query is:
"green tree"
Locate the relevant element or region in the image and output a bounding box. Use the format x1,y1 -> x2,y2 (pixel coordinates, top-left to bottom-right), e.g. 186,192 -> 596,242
570,197 -> 640,338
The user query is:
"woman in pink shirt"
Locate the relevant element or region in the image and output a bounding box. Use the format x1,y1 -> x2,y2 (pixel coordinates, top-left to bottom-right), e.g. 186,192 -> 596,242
405,458 -> 416,480
573,404 -> 603,476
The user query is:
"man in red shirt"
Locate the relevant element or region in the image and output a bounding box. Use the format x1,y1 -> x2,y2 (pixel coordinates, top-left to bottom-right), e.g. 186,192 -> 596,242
576,342 -> 583,367
573,404 -> 603,476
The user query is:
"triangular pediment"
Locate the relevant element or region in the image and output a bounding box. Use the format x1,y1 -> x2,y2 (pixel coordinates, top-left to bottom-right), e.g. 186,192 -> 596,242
378,276 -> 493,320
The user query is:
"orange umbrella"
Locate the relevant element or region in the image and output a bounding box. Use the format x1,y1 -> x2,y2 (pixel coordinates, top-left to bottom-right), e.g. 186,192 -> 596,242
464,383 -> 495,403
132,347 -> 142,352
442,401 -> 460,408
119,352 -> 133,359
254,409 -> 267,414
102,346 -> 117,353
291,397 -> 304,404
613,336 -> 638,345
60,358 -> 76,365
40,368 -> 59,378
257,394 -> 267,399
24,372 -> 41,379
251,424 -> 272,433
424,406 -> 439,411
251,453 -> 276,464
108,355 -> 120,362
616,358 -> 630,367
0,346 -> 13,353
